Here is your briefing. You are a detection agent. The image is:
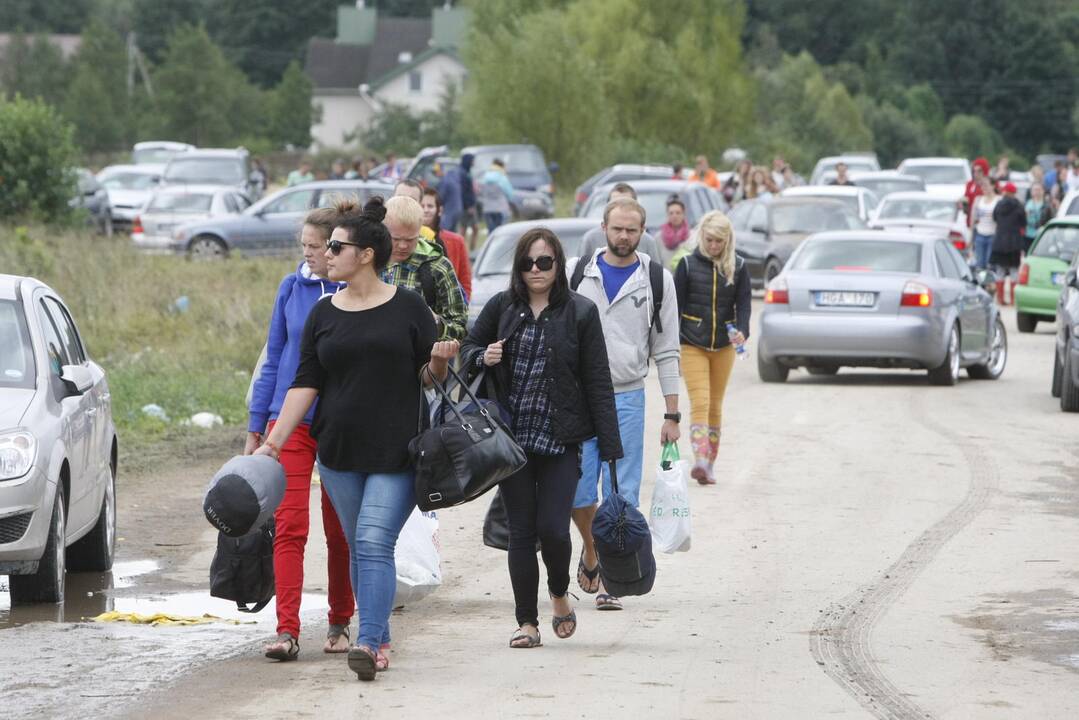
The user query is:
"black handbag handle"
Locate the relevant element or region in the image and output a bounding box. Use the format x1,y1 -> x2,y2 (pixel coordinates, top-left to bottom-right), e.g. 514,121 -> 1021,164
419,362 -> 499,434
608,460 -> 618,496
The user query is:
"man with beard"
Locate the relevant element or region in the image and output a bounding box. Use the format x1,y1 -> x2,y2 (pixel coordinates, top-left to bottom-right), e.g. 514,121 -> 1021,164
566,197 -> 682,611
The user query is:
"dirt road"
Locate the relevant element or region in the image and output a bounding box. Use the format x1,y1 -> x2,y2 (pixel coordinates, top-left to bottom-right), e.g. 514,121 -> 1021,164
2,304 -> 1077,719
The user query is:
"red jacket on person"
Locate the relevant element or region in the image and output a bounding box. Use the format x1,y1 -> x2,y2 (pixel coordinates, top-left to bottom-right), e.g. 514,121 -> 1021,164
438,229 -> 471,300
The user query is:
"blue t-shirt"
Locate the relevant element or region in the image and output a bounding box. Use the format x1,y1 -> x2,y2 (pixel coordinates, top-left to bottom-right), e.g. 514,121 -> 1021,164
596,253 -> 640,304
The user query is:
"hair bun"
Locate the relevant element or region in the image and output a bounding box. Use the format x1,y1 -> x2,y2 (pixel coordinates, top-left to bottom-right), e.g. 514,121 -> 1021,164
362,196 -> 387,223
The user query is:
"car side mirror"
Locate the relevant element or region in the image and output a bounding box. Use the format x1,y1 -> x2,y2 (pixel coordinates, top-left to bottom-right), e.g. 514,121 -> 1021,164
976,269 -> 999,292
60,364 -> 93,395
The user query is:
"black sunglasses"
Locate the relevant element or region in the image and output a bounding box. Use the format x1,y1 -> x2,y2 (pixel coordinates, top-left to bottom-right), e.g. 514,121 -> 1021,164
327,239 -> 363,255
517,255 -> 556,272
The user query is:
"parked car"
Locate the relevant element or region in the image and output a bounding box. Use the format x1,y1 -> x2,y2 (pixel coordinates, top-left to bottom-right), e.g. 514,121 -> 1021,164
870,191 -> 971,252
579,179 -> 721,234
132,185 -> 251,253
757,231 -> 1007,385
809,155 -> 881,185
96,164 -> 164,228
574,164 -> 675,214
895,157 -> 971,200
1057,188 -> 1079,218
1052,251 -> 1079,410
1015,218 -> 1079,332
468,218 -> 596,328
69,169 -> 112,236
0,274 -> 117,603
132,141 -> 194,165
161,148 -> 259,200
780,185 -> 880,223
727,197 -> 865,287
170,180 -> 391,258
849,170 -> 927,199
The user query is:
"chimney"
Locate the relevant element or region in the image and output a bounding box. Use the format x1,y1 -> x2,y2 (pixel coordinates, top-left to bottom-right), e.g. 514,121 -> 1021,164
337,3 -> 377,45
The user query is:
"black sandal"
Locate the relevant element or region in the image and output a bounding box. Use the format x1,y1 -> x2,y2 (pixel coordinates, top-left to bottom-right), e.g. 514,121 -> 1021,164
576,552 -> 601,595
509,626 -> 542,648
264,632 -> 299,661
550,592 -> 578,639
348,645 -> 378,681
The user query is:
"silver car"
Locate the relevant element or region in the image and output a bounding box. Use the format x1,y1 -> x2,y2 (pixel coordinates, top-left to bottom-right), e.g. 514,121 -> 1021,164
96,163 -> 165,228
133,185 -> 250,253
757,231 -> 1007,385
0,275 -> 117,603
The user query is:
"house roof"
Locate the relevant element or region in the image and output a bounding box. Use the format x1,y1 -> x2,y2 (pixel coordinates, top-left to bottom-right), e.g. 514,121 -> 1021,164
366,17 -> 433,83
306,16 -> 441,91
305,37 -> 371,90
367,45 -> 461,92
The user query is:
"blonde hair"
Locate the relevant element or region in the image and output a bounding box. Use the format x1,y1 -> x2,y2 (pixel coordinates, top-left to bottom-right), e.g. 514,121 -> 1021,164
694,210 -> 736,281
384,194 -> 423,230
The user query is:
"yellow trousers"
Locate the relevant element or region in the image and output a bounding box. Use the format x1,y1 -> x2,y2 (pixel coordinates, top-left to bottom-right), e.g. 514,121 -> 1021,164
682,344 -> 735,427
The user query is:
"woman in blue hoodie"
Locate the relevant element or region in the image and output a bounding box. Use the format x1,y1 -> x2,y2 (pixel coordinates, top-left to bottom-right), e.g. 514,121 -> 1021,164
247,207 -> 354,661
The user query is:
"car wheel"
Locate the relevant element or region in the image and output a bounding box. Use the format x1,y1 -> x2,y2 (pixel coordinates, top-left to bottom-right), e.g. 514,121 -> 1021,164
757,351 -> 789,383
806,365 -> 839,376
1061,343 -> 1079,412
764,257 -> 784,285
967,316 -> 1008,380
9,483 -> 66,605
1016,311 -> 1037,333
928,324 -> 961,386
187,235 -> 227,260
1052,345 -> 1063,398
67,456 -> 116,572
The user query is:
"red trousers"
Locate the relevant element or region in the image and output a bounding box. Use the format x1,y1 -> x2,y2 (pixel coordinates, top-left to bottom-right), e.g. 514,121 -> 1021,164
268,421 -> 353,638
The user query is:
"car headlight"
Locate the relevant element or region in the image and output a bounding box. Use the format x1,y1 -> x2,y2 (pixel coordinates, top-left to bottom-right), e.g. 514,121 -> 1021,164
0,429 -> 37,481
538,184 -> 554,196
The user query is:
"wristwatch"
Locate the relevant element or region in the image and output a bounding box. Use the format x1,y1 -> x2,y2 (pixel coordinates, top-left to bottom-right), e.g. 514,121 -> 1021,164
663,412 -> 681,423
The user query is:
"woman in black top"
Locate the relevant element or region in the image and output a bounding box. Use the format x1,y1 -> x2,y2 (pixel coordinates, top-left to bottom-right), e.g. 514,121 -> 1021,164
673,210 -> 751,485
256,197 -> 459,681
462,227 -> 622,649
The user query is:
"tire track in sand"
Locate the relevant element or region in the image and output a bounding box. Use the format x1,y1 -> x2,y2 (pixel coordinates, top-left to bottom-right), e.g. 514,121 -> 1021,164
810,390 -> 1000,719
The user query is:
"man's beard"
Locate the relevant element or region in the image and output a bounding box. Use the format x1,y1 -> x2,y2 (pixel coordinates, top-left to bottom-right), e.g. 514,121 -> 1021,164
607,239 -> 639,258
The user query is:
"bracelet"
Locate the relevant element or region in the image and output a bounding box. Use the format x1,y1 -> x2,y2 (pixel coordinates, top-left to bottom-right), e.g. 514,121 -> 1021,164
263,438 -> 281,459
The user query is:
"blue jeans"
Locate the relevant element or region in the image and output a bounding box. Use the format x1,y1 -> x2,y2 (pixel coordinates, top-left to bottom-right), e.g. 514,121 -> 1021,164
574,389 -> 645,508
317,461 -> 415,651
973,232 -> 993,269
484,212 -> 505,233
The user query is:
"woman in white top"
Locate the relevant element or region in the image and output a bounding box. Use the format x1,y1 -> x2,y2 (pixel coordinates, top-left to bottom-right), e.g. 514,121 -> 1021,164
972,177 -> 999,270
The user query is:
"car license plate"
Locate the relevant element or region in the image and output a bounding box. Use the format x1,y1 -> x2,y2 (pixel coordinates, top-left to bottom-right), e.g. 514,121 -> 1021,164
815,291 -> 876,307
1052,272 -> 1064,286
524,197 -> 543,207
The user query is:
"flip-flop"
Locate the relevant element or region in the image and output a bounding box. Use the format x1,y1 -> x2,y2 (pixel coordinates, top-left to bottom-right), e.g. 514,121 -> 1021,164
348,645 -> 378,681
324,623 -> 350,653
265,632 -> 299,661
576,552 -> 601,595
376,643 -> 390,672
509,627 -> 542,648
595,593 -> 623,611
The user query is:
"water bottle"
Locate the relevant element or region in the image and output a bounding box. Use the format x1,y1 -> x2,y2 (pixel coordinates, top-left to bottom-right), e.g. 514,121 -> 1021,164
726,322 -> 747,360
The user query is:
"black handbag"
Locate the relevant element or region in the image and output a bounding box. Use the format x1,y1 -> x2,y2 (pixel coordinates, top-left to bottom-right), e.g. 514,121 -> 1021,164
410,363 -> 528,511
482,489 -> 512,550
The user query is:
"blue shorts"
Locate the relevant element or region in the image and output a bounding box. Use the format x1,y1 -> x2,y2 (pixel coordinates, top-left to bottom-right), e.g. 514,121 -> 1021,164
574,389 -> 645,509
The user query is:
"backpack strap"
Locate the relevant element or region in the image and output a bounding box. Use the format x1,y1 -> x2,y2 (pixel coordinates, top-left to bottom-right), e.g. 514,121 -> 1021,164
648,260 -> 664,334
417,262 -> 437,308
569,253 -> 588,291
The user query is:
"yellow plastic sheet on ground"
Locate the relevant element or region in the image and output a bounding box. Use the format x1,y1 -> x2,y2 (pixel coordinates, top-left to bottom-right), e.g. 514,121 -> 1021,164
91,611 -> 256,626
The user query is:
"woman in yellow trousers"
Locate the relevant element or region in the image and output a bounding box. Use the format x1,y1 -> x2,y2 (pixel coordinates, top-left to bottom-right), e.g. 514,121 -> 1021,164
672,212 -> 752,484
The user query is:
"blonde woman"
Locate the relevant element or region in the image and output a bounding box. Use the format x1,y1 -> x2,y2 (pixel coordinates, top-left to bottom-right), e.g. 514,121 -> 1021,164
673,211 -> 751,484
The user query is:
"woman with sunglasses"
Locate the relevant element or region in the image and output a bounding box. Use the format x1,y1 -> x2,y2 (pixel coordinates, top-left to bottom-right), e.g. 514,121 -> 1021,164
256,196 -> 459,681
247,206 -> 354,662
462,227 -> 622,649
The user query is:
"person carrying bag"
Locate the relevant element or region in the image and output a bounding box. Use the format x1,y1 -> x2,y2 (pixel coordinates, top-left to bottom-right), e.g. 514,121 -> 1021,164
649,443 -> 691,553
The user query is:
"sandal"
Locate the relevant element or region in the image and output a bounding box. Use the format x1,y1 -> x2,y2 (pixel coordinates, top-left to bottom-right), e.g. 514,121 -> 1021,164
509,625 -> 542,649
347,645 -> 378,681
324,623 -> 350,653
595,593 -> 623,611
576,552 -> 601,595
376,643 -> 390,672
264,632 -> 299,662
550,592 -> 578,639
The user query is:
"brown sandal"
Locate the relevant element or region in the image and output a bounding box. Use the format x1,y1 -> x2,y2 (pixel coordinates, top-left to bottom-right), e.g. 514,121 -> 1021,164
324,623 -> 350,653
509,625 -> 542,648
265,632 -> 299,661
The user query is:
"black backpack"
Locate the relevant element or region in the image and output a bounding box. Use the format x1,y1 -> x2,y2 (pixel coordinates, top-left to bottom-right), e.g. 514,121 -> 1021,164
570,255 -> 665,333
417,262 -> 437,308
208,518 -> 275,613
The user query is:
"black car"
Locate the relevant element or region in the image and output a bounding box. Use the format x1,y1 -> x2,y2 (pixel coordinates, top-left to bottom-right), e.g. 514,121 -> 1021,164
727,197 -> 865,287
1053,252 -> 1079,411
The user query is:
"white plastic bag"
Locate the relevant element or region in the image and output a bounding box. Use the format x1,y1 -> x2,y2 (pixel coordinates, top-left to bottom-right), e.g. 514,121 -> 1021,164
649,443 -> 691,553
394,508 -> 442,604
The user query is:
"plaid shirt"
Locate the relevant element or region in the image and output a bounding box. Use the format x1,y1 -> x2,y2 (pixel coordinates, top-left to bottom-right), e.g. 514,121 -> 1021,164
507,312 -> 564,456
380,243 -> 467,340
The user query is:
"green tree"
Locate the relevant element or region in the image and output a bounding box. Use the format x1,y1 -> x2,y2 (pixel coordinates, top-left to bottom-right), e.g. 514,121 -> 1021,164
63,21 -> 131,153
131,0 -> 210,63
0,0 -> 94,33
0,95 -> 78,220
944,114 -> 1004,160
362,103 -> 425,156
266,60 -> 315,148
860,100 -> 937,169
0,33 -> 69,108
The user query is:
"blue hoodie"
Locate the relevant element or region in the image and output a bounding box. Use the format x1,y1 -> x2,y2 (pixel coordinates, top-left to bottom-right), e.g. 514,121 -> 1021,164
248,262 -> 344,433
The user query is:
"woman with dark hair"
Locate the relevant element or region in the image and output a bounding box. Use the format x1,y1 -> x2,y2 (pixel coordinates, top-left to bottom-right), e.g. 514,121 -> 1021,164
421,186 -> 472,300
462,227 -> 622,649
255,196 -> 459,682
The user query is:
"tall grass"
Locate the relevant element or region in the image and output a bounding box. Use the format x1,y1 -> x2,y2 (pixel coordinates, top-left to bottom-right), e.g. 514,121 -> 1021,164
1,225 -> 294,467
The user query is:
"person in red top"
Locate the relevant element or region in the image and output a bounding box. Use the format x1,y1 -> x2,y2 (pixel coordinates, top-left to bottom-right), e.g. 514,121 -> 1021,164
421,186 -> 472,301
962,157 -> 991,226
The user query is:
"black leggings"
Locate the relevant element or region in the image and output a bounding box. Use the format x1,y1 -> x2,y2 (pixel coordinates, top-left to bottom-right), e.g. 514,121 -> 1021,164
500,445 -> 580,628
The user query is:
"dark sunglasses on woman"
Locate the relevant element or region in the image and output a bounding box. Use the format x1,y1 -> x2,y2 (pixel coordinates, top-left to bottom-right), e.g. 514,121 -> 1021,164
327,239 -> 362,255
517,255 -> 556,272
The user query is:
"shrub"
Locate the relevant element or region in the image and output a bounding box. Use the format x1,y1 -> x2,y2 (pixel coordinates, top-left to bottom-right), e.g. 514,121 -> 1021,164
0,95 -> 78,221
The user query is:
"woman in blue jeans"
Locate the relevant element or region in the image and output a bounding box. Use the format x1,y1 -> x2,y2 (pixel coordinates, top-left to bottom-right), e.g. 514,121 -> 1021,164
971,177 -> 999,269
256,196 -> 458,681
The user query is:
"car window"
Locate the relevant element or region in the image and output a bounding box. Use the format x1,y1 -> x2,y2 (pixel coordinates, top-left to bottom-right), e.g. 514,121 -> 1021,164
772,203 -> 862,234
43,297 -> 86,365
944,243 -> 973,280
477,227 -> 587,275
264,189 -> 316,214
727,201 -> 752,230
0,300 -> 35,389
148,192 -> 214,213
795,193 -> 861,216
165,157 -> 245,185
1032,226 -> 1079,259
36,299 -> 70,375
222,193 -> 239,214
878,199 -> 957,222
934,242 -> 961,280
857,178 -> 926,196
234,193 -> 251,211
100,172 -> 159,191
749,204 -> 768,231
1067,197 -> 1079,216
471,149 -> 545,175
900,165 -> 967,184
792,240 -> 922,273
318,187 -> 373,209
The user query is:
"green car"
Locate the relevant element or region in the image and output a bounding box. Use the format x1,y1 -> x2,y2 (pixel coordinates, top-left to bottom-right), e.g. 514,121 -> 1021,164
1016,219 -> 1079,332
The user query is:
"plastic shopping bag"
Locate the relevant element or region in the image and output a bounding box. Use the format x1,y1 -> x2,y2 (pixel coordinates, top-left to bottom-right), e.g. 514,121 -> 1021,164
649,443 -> 691,553
394,507 -> 442,604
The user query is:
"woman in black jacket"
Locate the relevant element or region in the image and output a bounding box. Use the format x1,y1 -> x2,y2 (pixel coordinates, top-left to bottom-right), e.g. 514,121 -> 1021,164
991,182 -> 1028,306
462,227 -> 622,649
673,210 -> 751,485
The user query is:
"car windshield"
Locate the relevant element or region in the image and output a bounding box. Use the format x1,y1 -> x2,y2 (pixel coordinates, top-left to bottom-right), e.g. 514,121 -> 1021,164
0,300 -> 36,389
100,172 -> 158,191
793,193 -> 860,216
147,192 -> 214,213
472,149 -> 545,174
134,148 -> 181,164
821,159 -> 876,175
476,227 -> 589,276
878,199 -> 956,222
165,158 -> 244,184
901,165 -> 967,184
792,240 -> 922,273
585,189 -> 681,226
858,178 -> 924,196
771,203 -> 862,234
1032,226 -> 1079,260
